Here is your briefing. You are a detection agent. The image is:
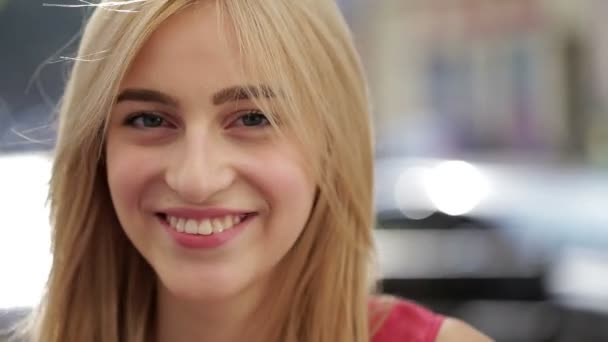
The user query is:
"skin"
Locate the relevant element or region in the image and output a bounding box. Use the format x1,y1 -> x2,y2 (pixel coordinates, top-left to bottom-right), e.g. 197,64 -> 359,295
105,3 -> 316,342
437,318 -> 495,342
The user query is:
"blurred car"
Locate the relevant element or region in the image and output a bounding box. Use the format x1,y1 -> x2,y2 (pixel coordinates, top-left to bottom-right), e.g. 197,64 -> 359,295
374,156 -> 608,341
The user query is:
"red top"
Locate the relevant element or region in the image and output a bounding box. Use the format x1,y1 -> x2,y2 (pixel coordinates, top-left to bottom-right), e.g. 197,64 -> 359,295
371,299 -> 445,342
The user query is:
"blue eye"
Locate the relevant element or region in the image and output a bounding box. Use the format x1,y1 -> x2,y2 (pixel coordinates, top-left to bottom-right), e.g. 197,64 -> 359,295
125,112 -> 169,128
235,111 -> 270,127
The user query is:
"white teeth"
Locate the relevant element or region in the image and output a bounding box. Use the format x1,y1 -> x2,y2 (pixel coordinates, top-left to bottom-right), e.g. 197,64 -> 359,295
198,220 -> 213,235
185,219 -> 198,234
222,216 -> 232,229
212,218 -> 224,233
176,218 -> 186,233
166,214 -> 245,235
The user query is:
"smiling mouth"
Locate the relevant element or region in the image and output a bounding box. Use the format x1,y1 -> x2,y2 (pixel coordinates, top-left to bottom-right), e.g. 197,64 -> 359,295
156,212 -> 255,236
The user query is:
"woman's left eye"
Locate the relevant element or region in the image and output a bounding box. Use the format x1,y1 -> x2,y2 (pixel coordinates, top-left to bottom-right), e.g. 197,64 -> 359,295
231,111 -> 270,128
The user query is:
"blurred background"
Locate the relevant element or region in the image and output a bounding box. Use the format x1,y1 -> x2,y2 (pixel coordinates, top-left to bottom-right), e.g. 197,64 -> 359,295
1,1 -> 607,341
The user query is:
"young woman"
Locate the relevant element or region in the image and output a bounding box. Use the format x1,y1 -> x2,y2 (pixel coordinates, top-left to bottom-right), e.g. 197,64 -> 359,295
15,1 -> 492,341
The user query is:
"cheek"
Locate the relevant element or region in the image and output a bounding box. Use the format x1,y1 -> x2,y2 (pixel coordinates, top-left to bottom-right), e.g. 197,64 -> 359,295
105,141 -> 157,214
238,146 -> 316,223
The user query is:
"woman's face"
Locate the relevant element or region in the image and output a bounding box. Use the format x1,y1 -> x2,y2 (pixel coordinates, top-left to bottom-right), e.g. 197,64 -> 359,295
105,4 -> 316,301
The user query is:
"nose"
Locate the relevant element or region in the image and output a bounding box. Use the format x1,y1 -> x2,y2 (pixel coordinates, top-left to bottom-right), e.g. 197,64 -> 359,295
165,133 -> 235,204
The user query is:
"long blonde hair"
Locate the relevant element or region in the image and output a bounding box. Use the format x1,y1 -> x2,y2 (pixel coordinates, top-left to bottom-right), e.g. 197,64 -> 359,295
17,1 -> 376,341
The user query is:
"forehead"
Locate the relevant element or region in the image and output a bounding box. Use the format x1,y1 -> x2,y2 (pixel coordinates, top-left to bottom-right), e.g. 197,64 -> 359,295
120,2 -> 242,93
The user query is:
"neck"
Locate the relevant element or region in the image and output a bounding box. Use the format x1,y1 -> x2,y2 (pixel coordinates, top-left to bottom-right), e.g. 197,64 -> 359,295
155,282 -> 268,342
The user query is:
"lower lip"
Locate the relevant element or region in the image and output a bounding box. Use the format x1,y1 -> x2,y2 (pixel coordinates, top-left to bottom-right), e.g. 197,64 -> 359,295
159,215 -> 252,249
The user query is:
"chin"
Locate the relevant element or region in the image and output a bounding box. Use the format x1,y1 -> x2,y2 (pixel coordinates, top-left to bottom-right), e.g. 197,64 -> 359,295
171,287 -> 239,303
158,271 -> 251,302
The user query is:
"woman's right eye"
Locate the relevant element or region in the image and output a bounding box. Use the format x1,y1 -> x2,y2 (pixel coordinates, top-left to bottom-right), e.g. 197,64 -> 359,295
124,112 -> 172,129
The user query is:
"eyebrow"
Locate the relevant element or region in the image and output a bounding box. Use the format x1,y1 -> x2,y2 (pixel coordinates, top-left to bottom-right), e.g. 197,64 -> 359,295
211,85 -> 275,105
115,85 -> 275,107
116,89 -> 178,107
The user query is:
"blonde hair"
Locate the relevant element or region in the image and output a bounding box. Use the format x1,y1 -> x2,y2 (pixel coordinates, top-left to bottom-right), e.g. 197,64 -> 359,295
16,1 -> 376,341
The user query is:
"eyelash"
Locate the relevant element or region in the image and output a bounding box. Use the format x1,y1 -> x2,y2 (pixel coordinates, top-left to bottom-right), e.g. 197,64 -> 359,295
123,110 -> 271,129
230,110 -> 271,128
124,111 -> 171,129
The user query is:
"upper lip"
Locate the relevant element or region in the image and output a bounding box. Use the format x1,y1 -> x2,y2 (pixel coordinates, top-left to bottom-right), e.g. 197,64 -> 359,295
160,207 -> 254,220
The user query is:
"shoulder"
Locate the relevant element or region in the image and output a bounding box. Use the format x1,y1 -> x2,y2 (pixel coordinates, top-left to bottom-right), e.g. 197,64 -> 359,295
435,317 -> 493,342
370,296 -> 493,342
370,297 -> 444,342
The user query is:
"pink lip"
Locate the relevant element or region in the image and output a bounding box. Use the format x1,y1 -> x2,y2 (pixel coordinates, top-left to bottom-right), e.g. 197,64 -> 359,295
158,214 -> 253,249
